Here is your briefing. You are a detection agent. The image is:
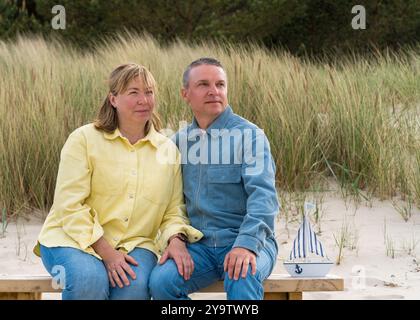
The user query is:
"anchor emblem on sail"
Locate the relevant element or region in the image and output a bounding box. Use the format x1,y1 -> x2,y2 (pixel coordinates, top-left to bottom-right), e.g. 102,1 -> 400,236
295,264 -> 303,274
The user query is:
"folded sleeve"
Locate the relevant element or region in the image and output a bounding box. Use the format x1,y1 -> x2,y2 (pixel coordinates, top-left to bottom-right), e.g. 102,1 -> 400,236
155,152 -> 203,253
53,129 -> 104,250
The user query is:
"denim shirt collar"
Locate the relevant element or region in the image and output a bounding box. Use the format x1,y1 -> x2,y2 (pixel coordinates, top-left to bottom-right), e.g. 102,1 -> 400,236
190,105 -> 233,138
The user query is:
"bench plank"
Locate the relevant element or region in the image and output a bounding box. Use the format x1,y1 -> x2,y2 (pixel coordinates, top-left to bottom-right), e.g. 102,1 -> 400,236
200,274 -> 344,292
0,274 -> 344,300
0,276 -> 62,293
0,293 -> 41,300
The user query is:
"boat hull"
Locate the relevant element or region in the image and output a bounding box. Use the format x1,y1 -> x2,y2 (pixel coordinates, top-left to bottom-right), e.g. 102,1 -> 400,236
283,261 -> 334,277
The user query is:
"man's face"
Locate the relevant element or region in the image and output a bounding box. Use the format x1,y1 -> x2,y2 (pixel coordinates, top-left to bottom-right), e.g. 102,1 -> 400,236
181,64 -> 228,120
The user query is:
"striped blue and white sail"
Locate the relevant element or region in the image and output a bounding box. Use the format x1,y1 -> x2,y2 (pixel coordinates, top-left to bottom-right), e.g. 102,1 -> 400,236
289,215 -> 325,260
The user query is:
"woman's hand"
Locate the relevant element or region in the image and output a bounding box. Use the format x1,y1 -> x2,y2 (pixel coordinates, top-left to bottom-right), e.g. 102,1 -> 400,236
159,236 -> 194,280
101,249 -> 139,288
92,237 -> 138,288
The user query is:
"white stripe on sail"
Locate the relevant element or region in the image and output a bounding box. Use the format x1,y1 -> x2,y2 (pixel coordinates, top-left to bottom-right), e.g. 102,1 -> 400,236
297,227 -> 301,258
309,219 -> 314,253
303,216 -> 308,258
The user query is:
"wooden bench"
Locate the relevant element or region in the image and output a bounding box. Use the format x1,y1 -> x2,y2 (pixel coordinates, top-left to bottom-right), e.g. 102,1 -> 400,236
0,274 -> 344,300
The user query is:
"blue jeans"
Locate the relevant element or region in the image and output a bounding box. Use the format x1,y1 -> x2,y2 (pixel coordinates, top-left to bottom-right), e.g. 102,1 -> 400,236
40,244 -> 157,300
149,242 -> 276,300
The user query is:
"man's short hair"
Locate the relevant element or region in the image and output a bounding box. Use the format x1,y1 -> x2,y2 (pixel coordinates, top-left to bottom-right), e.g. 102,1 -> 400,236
182,57 -> 225,88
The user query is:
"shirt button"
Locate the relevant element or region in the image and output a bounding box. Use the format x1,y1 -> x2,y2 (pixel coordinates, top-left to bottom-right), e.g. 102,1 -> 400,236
124,217 -> 129,222
130,149 -> 135,153
129,194 -> 134,199
131,170 -> 137,176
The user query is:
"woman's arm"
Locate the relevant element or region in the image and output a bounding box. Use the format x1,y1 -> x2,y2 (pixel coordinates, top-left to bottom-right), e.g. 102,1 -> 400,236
155,152 -> 203,251
155,152 -> 203,280
53,129 -> 104,249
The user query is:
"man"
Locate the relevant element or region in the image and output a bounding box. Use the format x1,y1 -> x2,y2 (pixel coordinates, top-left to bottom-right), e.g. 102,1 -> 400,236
149,57 -> 279,300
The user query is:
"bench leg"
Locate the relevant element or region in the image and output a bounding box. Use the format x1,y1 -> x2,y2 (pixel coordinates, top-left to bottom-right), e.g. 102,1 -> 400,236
264,292 -> 288,300
0,292 -> 42,300
264,292 -> 303,300
287,292 -> 302,300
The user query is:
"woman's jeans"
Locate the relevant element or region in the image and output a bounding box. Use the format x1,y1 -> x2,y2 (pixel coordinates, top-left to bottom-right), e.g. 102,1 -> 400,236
40,244 -> 157,300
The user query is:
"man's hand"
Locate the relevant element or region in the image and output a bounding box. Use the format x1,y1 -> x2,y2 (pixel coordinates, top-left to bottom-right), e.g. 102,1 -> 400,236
223,247 -> 257,280
159,236 -> 194,280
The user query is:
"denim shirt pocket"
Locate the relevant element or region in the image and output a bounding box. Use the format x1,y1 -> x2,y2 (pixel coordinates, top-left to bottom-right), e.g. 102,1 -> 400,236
207,165 -> 246,212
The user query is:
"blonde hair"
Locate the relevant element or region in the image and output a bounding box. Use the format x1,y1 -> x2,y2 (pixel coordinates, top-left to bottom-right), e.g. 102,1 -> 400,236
94,63 -> 162,133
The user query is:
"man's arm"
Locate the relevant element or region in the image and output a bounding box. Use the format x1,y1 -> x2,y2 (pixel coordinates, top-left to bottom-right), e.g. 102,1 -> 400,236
235,128 -> 279,253
224,129 -> 279,280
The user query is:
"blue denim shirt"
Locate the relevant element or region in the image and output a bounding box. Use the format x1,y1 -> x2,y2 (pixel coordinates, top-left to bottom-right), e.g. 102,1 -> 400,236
175,106 -> 279,256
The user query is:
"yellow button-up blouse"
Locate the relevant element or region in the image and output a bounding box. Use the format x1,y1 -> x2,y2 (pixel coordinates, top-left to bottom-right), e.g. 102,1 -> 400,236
34,123 -> 203,259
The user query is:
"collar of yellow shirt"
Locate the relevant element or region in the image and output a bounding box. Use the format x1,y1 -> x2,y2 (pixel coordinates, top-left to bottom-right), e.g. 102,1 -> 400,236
103,124 -> 165,148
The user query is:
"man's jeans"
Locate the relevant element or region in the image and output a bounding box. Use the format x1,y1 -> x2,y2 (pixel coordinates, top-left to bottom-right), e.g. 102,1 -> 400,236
149,241 -> 276,300
40,244 -> 157,300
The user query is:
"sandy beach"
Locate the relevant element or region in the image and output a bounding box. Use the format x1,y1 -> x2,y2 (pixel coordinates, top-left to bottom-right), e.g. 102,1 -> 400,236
1,189 -> 419,300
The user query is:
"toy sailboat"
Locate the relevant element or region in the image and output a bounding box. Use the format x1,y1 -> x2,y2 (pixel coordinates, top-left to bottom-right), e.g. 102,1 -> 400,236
283,202 -> 333,277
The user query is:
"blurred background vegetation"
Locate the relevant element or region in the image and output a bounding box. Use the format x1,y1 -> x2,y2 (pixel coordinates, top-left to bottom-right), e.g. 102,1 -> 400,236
0,1 -> 419,216
1,0 -> 419,56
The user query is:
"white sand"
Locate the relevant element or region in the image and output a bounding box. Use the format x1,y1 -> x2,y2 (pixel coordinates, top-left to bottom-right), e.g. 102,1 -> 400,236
1,192 -> 419,300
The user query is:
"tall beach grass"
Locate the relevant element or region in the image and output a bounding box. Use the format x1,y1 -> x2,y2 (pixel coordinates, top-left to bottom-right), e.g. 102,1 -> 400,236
0,33 -> 419,216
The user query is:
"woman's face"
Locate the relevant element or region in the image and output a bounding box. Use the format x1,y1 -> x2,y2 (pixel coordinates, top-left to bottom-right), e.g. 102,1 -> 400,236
110,77 -> 155,127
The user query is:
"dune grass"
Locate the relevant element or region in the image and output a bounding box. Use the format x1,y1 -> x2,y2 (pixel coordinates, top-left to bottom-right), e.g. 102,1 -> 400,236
0,33 -> 419,215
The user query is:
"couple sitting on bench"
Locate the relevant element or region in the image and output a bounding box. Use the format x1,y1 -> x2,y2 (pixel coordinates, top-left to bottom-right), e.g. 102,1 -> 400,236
33,57 -> 279,300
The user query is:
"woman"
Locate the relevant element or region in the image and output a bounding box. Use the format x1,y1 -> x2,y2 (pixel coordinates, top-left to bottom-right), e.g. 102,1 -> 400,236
33,63 -> 202,300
